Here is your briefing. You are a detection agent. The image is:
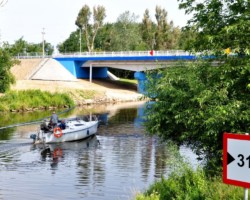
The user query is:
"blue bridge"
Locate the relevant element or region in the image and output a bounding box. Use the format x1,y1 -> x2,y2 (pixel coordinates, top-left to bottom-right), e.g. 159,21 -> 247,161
53,50 -> 195,93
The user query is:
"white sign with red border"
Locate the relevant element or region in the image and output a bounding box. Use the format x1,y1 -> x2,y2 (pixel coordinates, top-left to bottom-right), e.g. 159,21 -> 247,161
223,132 -> 250,188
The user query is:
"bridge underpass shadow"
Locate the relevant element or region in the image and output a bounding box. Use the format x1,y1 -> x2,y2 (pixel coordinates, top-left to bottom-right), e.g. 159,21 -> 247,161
91,79 -> 137,91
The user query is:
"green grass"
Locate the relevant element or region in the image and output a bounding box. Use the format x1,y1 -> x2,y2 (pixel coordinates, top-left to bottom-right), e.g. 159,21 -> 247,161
134,142 -> 247,200
135,142 -> 247,200
119,78 -> 138,85
137,167 -> 246,200
0,89 -> 75,112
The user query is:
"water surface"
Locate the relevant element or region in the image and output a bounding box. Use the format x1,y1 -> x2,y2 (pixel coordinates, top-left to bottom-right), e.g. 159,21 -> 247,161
0,102 -> 197,200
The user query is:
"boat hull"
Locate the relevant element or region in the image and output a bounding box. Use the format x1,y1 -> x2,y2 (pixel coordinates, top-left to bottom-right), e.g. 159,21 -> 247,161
40,120 -> 98,143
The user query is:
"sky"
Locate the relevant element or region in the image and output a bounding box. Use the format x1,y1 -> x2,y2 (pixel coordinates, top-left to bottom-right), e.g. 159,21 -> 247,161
0,0 -> 189,46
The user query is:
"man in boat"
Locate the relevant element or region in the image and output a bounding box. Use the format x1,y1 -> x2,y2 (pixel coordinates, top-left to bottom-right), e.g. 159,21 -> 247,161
50,111 -> 59,128
59,119 -> 66,130
40,119 -> 50,132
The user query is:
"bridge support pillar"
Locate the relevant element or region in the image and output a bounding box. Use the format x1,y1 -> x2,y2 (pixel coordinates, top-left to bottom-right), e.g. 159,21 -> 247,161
89,64 -> 92,82
134,71 -> 147,94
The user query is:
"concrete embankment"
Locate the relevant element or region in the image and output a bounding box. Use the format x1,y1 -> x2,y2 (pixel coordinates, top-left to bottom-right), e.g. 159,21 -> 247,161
11,58 -> 42,80
10,58 -> 144,104
11,58 -> 76,81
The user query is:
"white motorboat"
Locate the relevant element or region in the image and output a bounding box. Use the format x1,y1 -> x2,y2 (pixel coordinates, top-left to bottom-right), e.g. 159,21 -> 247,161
30,117 -> 99,144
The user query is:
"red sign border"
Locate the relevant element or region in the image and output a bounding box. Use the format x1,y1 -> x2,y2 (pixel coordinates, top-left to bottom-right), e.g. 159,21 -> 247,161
223,132 -> 250,188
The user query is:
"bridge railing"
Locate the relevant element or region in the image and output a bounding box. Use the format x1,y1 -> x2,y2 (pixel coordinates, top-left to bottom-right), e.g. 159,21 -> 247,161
14,50 -> 193,59
14,53 -> 52,59
54,50 -> 192,57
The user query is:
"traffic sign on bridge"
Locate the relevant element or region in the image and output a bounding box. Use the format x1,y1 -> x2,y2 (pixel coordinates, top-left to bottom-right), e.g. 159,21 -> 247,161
223,132 -> 250,188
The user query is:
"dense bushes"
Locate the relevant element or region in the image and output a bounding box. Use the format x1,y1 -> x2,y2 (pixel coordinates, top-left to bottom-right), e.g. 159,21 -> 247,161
144,57 -> 250,174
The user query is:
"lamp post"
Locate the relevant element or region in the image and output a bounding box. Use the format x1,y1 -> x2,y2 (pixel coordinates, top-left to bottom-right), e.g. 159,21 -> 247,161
79,27 -> 82,54
42,28 -> 45,58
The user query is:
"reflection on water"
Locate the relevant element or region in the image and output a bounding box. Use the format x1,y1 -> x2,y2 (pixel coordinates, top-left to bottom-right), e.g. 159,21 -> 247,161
0,102 -> 197,200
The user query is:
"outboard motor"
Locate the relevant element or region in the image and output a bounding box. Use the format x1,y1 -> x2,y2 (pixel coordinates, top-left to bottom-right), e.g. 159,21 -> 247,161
30,134 -> 37,143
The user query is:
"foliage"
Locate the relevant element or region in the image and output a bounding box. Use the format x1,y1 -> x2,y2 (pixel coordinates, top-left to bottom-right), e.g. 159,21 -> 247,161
75,4 -> 106,52
142,0 -> 250,176
141,9 -> 156,50
136,141 -> 248,200
135,142 -> 247,200
178,0 -> 250,54
177,26 -> 197,50
2,37 -> 54,56
140,6 -> 182,50
110,11 -> 145,51
0,48 -> 17,92
135,191 -> 160,200
144,57 -> 250,174
59,5 -> 182,53
141,166 -> 246,200
154,6 -> 181,50
57,31 -> 86,53
145,167 -> 206,199
94,23 -> 113,51
0,90 -> 75,112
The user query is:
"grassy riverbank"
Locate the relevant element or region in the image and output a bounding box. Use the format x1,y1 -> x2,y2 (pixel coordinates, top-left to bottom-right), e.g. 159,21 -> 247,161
135,143 -> 246,200
0,90 -> 75,112
0,81 -> 141,112
4,77 -> 144,112
136,167 -> 245,200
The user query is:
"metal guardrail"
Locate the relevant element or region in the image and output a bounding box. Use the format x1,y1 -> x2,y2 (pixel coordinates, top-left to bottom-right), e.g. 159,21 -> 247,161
15,50 -> 192,59
15,55 -> 52,59
55,50 -> 192,57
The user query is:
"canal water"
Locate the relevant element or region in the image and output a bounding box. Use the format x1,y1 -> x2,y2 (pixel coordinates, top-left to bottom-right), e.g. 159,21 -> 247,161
0,101 -> 198,200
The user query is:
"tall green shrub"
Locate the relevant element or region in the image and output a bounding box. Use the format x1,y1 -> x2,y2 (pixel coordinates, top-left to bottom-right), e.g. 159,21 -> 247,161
0,48 -> 16,92
145,57 -> 250,174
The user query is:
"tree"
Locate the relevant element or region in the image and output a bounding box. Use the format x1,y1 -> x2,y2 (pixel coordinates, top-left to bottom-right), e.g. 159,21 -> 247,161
141,9 -> 156,50
75,4 -> 106,52
155,6 -> 169,50
4,37 -> 54,56
177,26 -> 197,50
57,31 -> 86,53
0,0 -> 17,93
168,22 -> 182,49
145,57 -> 250,174
140,6 -> 181,51
178,0 -> 250,54
110,11 -> 145,51
0,47 -> 17,92
155,6 -> 181,50
58,23 -> 114,53
144,0 -> 250,175
60,5 -> 183,53
9,37 -> 28,56
94,23 -> 113,51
